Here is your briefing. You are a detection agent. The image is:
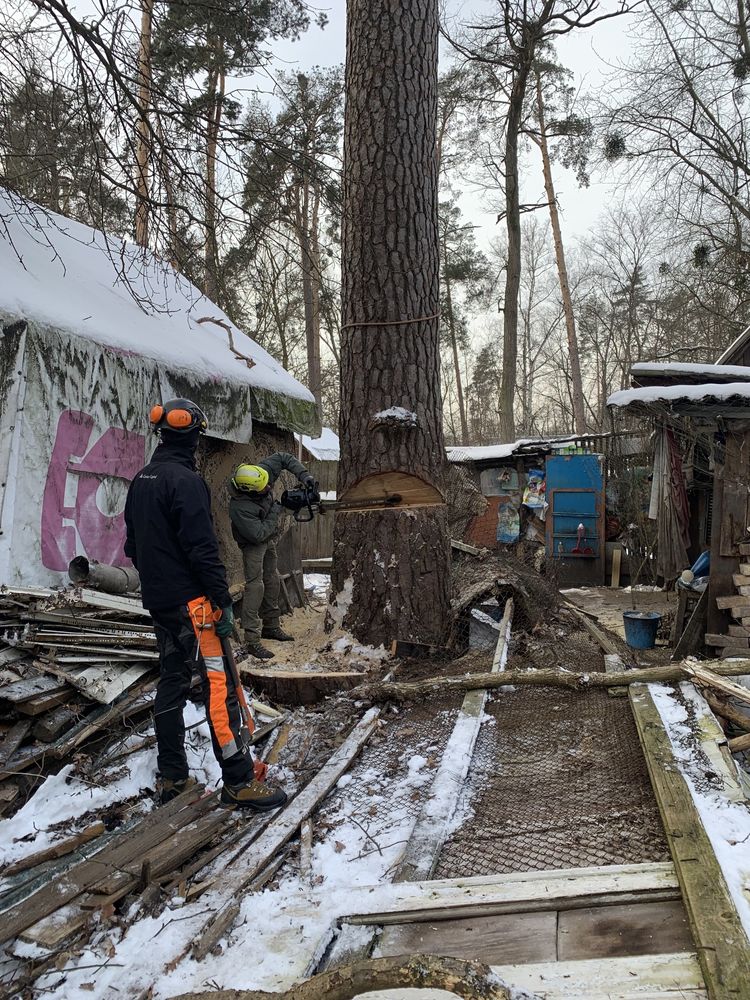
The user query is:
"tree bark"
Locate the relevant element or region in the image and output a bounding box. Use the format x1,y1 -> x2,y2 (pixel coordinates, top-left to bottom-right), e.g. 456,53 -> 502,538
334,0 -> 451,647
499,63 -> 531,441
297,176 -> 322,408
444,269 -> 469,443
356,659 -> 750,703
134,0 -> 153,247
534,69 -> 585,434
169,954 -> 509,1000
204,41 -> 225,303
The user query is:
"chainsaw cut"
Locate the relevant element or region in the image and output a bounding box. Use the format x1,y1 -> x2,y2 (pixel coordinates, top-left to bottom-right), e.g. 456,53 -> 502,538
280,483 -> 402,522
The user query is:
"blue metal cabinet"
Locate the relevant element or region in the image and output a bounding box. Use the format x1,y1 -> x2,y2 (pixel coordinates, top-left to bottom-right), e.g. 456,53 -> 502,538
545,454 -> 605,585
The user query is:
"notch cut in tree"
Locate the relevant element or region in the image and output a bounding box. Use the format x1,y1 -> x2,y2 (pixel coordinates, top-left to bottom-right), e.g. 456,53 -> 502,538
332,0 -> 451,648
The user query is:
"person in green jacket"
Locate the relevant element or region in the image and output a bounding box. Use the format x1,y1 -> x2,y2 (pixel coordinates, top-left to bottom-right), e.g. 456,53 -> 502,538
229,454 -> 317,659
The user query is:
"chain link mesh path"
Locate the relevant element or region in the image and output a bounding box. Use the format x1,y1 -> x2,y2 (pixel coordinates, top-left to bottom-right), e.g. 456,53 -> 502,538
435,685 -> 669,879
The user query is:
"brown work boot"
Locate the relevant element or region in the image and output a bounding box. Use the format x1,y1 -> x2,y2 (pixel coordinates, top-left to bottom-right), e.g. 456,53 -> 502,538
158,775 -> 198,805
261,625 -> 294,642
220,779 -> 288,811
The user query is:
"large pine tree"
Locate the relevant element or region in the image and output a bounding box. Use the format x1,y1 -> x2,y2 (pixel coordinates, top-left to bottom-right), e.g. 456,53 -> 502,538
331,0 -> 451,647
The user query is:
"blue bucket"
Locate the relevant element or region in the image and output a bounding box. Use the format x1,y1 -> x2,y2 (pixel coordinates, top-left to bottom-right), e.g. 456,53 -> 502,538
623,610 -> 662,649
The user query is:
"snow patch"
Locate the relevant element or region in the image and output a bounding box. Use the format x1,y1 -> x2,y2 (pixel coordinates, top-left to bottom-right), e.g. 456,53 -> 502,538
650,682 -> 750,939
372,407 -> 418,425
329,576 -> 354,627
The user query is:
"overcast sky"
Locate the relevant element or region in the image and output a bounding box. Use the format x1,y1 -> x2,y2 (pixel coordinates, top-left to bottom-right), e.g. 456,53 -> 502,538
269,1 -> 637,251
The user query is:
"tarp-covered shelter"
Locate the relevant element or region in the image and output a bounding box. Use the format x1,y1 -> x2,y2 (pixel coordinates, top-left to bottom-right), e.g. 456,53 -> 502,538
608,362 -> 750,639
0,191 -> 318,588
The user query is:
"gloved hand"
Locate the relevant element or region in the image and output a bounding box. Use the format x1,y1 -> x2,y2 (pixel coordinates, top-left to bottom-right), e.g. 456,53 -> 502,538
301,473 -> 318,490
253,759 -> 268,783
215,605 -> 234,638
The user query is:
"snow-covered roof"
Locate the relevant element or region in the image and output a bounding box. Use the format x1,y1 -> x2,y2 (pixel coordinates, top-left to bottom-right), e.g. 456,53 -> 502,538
296,427 -> 340,461
608,382 -> 750,409
631,361 -> 750,384
716,323 -> 750,364
0,190 -> 317,435
447,435 -> 594,464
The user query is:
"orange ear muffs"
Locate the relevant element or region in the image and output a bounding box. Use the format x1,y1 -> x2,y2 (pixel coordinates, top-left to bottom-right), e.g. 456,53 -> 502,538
166,408 -> 193,429
149,404 -> 165,427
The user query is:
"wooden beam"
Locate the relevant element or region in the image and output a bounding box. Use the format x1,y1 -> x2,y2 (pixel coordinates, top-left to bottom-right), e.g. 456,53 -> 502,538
682,663 -> 750,710
358,660 -> 750,703
629,684 -> 750,998
191,708 -> 381,958
3,822 -> 105,876
610,546 -> 622,588
728,732 -> 750,753
490,952 -> 706,998
338,861 -> 680,925
672,588 -> 709,661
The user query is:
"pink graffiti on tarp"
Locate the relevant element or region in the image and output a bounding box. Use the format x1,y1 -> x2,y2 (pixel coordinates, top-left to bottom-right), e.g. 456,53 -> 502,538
41,410 -> 145,571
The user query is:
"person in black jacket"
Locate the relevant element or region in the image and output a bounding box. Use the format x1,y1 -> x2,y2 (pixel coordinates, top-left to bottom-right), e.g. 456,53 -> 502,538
124,399 -> 286,811
229,455 -> 316,659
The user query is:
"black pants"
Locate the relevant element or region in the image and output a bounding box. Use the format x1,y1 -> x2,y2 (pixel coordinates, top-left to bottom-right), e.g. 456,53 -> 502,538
151,600 -> 252,786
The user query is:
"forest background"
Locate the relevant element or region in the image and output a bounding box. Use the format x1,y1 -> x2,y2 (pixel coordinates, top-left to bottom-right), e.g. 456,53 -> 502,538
2,0 -> 746,444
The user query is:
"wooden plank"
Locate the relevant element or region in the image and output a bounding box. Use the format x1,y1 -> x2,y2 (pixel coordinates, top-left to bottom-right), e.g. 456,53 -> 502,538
672,588 -> 709,661
490,952 -> 706,998
716,595 -> 750,610
0,786 -> 209,945
705,634 -> 749,647
3,822 -> 105,876
728,625 -> 750,637
0,719 -> 31,767
610,546 -> 622,588
65,662 -> 153,704
395,599 -> 513,884
728,732 -> 750,752
16,688 -> 74,717
0,675 -> 68,704
569,603 -> 620,656
740,543 -> 750,556
73,589 -> 151,617
732,574 -> 750,588
32,705 -> 79,742
377,910 -> 557,966
557,899 -> 693,961
451,539 -> 485,556
191,708 -> 381,957
719,646 -> 750,658
682,664 -> 750,710
340,862 -> 681,925
0,647 -> 29,667
629,684 -> 750,998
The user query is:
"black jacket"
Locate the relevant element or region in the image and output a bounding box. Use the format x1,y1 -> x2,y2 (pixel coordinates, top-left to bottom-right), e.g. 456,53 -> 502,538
124,443 -> 232,612
229,452 -> 309,548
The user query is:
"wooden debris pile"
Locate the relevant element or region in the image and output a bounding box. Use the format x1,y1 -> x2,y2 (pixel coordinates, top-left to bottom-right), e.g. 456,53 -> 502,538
709,541 -> 750,656
0,586 -> 159,815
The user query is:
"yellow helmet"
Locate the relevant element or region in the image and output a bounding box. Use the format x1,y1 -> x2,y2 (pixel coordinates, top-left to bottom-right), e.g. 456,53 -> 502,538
232,464 -> 270,493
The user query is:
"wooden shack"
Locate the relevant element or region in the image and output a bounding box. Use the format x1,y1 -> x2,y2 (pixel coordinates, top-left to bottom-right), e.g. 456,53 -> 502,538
608,361 -> 750,650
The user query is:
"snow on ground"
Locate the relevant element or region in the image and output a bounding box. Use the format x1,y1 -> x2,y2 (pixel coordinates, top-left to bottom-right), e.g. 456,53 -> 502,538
650,682 -> 750,937
29,715 -> 466,999
303,572 -> 330,602
0,703 -> 220,873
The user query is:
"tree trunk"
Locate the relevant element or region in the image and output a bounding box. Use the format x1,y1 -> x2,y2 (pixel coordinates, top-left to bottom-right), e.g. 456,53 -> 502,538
134,0 -> 153,247
444,270 -> 469,444
333,0 -> 450,647
204,45 -> 225,304
298,177 -> 322,408
499,65 -> 530,441
535,70 -> 585,434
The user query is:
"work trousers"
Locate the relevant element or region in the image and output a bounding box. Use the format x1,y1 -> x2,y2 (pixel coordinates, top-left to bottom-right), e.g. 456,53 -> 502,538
151,596 -> 253,786
241,539 -> 281,640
